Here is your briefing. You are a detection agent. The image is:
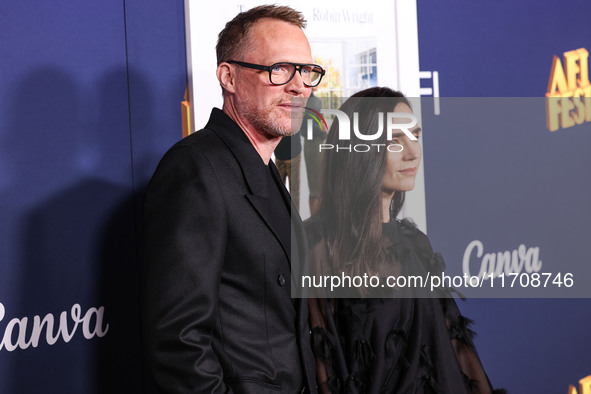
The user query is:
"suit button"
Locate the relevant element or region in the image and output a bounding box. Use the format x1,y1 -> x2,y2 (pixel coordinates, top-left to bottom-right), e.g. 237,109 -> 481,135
277,274 -> 286,286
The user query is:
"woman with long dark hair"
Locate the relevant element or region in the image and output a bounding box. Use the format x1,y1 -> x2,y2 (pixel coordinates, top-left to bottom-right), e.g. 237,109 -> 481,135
306,87 -> 504,393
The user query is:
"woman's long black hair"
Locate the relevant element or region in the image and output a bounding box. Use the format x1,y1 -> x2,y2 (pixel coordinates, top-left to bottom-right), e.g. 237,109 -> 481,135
316,87 -> 412,279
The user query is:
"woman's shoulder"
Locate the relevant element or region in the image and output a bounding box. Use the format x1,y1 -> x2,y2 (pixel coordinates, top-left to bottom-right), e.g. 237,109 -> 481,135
394,218 -> 447,274
393,218 -> 431,252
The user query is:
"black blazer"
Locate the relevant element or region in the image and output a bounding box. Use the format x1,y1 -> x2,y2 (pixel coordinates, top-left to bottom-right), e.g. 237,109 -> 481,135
141,108 -> 317,393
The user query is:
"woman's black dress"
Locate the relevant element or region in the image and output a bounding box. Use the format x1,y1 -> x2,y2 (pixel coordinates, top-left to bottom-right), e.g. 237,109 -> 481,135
306,218 -> 505,394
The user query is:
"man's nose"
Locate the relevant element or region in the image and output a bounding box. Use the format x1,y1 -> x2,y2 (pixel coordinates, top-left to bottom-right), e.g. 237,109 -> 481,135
285,71 -> 309,95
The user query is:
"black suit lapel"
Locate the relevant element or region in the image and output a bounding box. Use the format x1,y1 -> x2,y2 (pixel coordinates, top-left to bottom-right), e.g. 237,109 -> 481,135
245,192 -> 291,263
207,109 -> 292,261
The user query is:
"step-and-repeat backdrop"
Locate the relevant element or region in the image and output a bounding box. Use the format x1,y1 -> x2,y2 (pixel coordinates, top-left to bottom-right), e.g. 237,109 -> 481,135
0,0 -> 589,392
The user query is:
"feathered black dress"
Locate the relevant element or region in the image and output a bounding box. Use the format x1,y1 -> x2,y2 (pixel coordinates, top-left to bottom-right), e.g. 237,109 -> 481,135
306,218 -> 506,394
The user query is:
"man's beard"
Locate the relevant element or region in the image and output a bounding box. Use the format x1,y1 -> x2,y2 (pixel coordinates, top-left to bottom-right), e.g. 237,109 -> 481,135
247,111 -> 293,138
241,98 -> 306,139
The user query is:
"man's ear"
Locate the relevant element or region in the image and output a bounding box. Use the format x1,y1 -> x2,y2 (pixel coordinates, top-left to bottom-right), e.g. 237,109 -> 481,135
217,63 -> 236,94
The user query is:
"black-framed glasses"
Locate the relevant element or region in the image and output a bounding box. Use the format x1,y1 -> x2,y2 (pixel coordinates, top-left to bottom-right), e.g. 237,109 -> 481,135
227,60 -> 325,87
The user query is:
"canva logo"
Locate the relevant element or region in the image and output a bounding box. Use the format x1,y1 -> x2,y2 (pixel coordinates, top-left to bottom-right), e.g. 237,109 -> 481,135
462,240 -> 542,279
546,47 -> 591,132
304,109 -> 418,152
0,302 -> 109,352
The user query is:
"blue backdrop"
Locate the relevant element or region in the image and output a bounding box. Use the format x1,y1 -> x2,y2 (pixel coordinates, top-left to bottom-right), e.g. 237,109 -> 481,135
1,0 -> 589,392
418,0 -> 591,392
0,0 -> 186,392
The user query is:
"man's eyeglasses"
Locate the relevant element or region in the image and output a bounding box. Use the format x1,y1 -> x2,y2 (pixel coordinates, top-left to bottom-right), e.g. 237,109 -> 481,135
227,61 -> 325,87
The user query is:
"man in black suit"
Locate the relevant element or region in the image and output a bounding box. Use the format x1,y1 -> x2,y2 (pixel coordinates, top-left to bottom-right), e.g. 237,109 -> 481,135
141,5 -> 325,393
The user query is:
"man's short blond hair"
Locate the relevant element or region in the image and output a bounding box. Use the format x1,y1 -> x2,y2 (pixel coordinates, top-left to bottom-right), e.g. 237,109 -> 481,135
216,5 -> 306,65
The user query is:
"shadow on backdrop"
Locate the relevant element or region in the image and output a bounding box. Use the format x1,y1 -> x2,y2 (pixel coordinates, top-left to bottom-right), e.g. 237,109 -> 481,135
2,66 -> 142,393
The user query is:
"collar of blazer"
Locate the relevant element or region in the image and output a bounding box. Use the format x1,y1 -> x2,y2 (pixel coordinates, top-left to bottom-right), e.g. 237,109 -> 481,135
204,108 -> 302,263
206,108 -> 276,198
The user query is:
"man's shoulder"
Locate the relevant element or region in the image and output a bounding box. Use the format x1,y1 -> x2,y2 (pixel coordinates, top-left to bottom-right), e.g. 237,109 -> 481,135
149,128 -> 228,182
168,125 -> 228,158
171,108 -> 241,154
151,108 -> 252,182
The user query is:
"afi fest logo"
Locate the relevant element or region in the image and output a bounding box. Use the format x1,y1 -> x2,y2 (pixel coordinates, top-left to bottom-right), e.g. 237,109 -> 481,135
546,48 -> 591,131
303,108 -> 418,152
569,375 -> 591,394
